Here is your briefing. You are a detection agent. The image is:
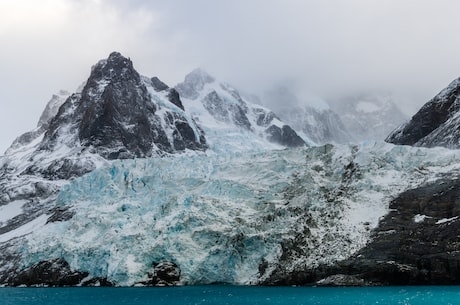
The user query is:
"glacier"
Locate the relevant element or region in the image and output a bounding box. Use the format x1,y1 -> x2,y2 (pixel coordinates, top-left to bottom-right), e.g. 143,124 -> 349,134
12,142 -> 460,286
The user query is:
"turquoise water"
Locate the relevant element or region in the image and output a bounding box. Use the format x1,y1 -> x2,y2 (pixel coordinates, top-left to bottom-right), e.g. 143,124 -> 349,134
0,286 -> 459,305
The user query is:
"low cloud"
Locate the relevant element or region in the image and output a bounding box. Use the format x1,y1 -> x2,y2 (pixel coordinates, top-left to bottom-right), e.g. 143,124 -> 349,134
1,0 -> 460,153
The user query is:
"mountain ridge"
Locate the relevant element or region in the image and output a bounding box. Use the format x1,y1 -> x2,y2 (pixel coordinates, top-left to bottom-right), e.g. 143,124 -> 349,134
386,77 -> 460,148
175,69 -> 306,151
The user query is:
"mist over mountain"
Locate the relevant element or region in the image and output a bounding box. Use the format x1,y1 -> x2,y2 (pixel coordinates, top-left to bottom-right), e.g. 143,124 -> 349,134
329,93 -> 409,142
260,86 -> 408,145
261,86 -> 352,145
1,52 -> 460,287
175,69 -> 306,150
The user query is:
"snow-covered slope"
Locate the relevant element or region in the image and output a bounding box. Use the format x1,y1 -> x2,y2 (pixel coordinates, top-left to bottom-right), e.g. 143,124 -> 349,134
37,90 -> 71,128
176,70 -> 306,152
330,93 -> 408,142
386,77 -> 460,148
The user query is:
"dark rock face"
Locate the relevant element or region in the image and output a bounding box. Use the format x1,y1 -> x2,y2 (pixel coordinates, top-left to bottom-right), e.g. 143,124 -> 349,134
386,77 -> 460,148
316,274 -> 366,287
5,258 -> 113,287
10,258 -> 89,287
28,157 -> 97,180
146,261 -> 181,286
253,108 -> 278,127
151,76 -> 169,91
341,177 -> 460,285
0,241 -> 112,288
263,176 -> 460,286
168,89 -> 185,111
78,83 -> 157,159
265,125 -> 306,147
150,77 -> 185,110
202,91 -> 252,130
46,206 -> 75,224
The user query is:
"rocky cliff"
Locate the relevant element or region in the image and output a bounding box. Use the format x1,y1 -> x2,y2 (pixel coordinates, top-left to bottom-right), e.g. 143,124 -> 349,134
386,77 -> 460,148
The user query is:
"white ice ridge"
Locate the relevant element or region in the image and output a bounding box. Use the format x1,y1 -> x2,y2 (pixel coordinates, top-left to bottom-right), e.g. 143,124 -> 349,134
413,214 -> 431,223
0,215 -> 48,243
436,216 -> 459,225
20,142 -> 460,286
0,200 -> 26,225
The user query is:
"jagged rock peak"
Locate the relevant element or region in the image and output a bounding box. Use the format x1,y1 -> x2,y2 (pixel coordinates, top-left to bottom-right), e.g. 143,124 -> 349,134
185,68 -> 215,85
176,68 -> 215,100
385,76 -> 460,148
151,76 -> 169,92
39,51 -> 207,159
88,52 -> 139,85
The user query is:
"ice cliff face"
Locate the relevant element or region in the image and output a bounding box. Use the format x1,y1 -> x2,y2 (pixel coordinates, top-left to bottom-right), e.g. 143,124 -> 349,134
176,70 -> 306,151
386,77 -> 460,148
2,142 -> 460,286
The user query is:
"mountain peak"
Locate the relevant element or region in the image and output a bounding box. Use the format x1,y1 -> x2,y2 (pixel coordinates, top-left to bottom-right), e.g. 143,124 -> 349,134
186,68 -> 215,83
176,68 -> 215,100
37,90 -> 71,128
37,52 -> 207,160
88,52 -> 138,85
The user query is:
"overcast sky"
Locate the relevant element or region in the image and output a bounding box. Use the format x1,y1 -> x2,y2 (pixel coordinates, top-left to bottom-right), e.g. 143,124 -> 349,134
1,0 -> 460,154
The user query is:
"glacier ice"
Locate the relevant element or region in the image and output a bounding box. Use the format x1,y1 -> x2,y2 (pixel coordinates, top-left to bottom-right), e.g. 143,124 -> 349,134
15,142 -> 460,286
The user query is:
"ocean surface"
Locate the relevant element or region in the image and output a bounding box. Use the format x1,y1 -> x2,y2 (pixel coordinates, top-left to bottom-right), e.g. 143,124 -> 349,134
0,285 -> 459,305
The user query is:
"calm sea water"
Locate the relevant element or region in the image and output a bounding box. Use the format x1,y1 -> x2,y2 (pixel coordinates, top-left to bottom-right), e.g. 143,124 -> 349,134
0,286 -> 459,305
